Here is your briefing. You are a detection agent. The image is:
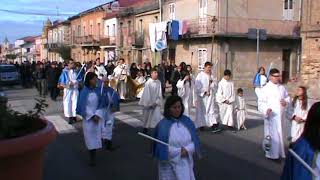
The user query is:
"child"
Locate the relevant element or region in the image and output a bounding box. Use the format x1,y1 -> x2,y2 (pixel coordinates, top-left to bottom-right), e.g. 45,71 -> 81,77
235,88 -> 247,130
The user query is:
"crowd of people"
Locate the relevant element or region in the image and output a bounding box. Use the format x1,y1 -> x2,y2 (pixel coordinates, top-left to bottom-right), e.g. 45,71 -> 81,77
3,57 -> 319,179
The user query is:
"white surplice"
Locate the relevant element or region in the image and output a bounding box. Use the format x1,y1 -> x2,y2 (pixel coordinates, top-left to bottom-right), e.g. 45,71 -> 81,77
216,78 -> 235,127
177,79 -> 193,116
135,76 -> 146,99
159,121 -> 195,180
113,64 -> 129,99
95,65 -> 108,79
194,71 -> 219,128
101,91 -> 116,141
258,81 -> 290,159
235,95 -> 247,130
82,91 -> 104,150
287,100 -> 310,142
138,78 -> 163,128
63,69 -> 79,118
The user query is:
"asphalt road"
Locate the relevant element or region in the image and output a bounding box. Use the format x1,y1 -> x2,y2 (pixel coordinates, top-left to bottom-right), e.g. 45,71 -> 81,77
4,85 -> 286,180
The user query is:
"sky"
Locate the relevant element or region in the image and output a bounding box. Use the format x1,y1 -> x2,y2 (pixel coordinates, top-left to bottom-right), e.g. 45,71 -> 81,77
0,0 -> 111,43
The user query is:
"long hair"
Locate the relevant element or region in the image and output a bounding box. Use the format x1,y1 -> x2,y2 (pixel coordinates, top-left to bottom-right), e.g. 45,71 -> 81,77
163,95 -> 185,119
84,72 -> 97,87
257,66 -> 265,74
180,71 -> 191,87
302,102 -> 320,151
292,86 -> 308,110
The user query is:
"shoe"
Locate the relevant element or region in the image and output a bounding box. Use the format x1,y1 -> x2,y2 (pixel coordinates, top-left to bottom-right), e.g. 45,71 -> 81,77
68,118 -> 75,124
105,140 -> 116,151
142,128 -> 148,134
199,127 -> 205,131
211,127 -> 222,133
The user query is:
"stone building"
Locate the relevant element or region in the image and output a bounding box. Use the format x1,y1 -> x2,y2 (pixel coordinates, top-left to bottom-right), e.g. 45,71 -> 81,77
162,0 -> 301,88
299,0 -> 320,99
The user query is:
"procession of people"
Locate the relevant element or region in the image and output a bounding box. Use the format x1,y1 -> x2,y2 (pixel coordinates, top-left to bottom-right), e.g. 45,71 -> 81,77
7,56 -> 318,179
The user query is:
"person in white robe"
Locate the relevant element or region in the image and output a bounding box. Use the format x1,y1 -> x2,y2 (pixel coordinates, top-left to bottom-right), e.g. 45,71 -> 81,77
287,86 -> 310,142
58,59 -> 80,124
135,70 -> 146,99
138,68 -> 163,133
177,72 -> 193,116
194,62 -> 220,132
113,58 -> 129,100
153,96 -> 201,180
186,65 -> 196,107
77,72 -> 105,166
94,58 -> 108,80
216,69 -> 235,130
235,88 -> 247,130
258,68 -> 290,159
254,67 -> 267,100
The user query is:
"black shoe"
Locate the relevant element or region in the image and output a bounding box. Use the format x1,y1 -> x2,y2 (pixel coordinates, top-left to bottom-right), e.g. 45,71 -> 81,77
68,118 -> 75,124
199,127 -> 205,131
104,140 -> 116,151
142,128 -> 148,134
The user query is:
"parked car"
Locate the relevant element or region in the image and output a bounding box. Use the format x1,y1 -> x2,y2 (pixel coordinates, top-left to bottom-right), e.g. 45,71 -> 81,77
0,64 -> 20,85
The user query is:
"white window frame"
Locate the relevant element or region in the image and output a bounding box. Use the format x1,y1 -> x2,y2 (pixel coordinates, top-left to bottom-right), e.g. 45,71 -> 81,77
198,48 -> 207,70
169,3 -> 175,20
283,0 -> 294,20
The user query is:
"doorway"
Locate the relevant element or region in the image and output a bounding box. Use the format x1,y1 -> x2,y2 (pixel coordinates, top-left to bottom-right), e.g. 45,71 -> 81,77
282,49 -> 291,83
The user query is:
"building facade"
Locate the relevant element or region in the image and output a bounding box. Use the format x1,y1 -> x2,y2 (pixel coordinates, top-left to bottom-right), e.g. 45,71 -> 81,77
162,0 -> 301,88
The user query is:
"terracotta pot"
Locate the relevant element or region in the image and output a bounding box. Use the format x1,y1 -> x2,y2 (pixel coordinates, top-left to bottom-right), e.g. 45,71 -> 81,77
0,118 -> 57,180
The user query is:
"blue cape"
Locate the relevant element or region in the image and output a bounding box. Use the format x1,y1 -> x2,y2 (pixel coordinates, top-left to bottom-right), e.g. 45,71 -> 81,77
281,138 -> 315,180
76,86 -> 103,118
153,115 -> 201,161
253,73 -> 261,87
58,67 -> 83,86
101,86 -> 120,112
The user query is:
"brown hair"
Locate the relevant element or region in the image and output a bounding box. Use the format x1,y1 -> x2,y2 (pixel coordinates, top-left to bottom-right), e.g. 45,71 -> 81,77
292,86 -> 308,110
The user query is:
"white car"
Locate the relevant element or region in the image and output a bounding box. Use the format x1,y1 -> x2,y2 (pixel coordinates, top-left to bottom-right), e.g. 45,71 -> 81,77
0,65 -> 20,85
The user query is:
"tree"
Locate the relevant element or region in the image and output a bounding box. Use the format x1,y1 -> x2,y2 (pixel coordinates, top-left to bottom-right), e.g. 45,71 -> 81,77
5,54 -> 17,60
57,46 -> 71,61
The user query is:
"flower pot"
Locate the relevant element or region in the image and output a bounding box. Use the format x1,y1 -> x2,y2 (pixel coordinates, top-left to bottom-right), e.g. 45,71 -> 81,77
0,118 -> 57,180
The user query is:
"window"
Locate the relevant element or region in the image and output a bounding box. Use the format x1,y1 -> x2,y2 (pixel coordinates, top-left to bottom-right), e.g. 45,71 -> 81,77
139,19 -> 143,34
128,21 -> 131,35
154,16 -> 158,23
169,3 -> 175,20
112,24 -> 115,36
283,0 -> 294,20
97,23 -> 101,37
77,25 -> 81,36
83,26 -> 86,36
198,48 -> 207,70
90,24 -> 93,35
106,25 -> 110,37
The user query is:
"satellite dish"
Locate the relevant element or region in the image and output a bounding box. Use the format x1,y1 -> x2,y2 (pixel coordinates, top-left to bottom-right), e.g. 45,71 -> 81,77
111,1 -> 120,11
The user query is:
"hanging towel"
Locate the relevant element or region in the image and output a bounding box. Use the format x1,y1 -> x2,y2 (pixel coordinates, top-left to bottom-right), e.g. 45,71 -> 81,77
149,23 -> 157,52
179,21 -> 183,35
182,20 -> 189,35
170,20 -> 179,41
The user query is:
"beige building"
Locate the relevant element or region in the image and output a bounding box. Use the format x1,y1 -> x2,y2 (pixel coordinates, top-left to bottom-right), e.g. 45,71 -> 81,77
162,0 -> 301,88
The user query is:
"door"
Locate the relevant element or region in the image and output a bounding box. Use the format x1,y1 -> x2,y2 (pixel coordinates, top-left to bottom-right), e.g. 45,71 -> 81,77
282,49 -> 291,83
199,0 -> 208,34
198,48 -> 207,70
169,3 -> 175,20
283,0 -> 294,20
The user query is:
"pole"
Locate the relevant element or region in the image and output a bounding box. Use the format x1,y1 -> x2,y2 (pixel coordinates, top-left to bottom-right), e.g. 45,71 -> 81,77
289,149 -> 319,177
256,29 -> 260,69
138,132 -> 170,146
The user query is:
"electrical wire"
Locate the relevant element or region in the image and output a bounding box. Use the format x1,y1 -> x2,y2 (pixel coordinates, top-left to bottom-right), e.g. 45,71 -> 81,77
0,9 -> 75,16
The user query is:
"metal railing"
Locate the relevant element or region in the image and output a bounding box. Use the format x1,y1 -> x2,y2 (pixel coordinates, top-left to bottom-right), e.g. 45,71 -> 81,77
100,36 -> 116,46
185,16 -> 300,37
74,35 -> 101,45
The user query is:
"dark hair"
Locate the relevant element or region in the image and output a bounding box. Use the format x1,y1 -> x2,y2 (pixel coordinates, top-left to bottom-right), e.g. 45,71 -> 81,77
237,88 -> 243,94
269,68 -> 280,75
150,67 -> 158,73
84,72 -> 97,87
292,86 -> 308,110
302,102 -> 320,150
204,61 -> 213,67
224,69 -> 232,76
257,67 -> 265,73
163,95 -> 185,119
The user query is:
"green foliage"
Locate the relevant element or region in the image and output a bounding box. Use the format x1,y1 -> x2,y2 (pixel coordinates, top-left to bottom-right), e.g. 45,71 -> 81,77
5,54 -> 17,60
0,97 -> 48,140
57,46 -> 71,61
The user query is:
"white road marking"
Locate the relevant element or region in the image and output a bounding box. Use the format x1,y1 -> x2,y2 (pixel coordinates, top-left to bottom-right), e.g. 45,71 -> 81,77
45,115 -> 78,134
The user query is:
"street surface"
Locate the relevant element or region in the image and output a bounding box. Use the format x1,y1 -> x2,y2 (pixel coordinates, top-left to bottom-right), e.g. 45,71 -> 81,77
3,85 -> 287,180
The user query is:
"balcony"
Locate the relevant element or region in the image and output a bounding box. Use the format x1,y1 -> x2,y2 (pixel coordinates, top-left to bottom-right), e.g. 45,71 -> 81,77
74,35 -> 101,46
133,33 -> 144,48
100,36 -> 116,46
185,17 -> 300,38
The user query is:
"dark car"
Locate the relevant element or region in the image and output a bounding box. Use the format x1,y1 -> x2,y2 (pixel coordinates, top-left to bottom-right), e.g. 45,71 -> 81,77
0,65 -> 20,85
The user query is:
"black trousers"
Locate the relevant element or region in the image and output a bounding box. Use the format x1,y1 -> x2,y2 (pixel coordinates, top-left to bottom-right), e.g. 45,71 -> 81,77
48,85 -> 59,100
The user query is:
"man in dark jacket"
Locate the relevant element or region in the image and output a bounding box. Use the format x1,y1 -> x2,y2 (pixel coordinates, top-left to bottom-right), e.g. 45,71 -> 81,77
46,62 -> 61,101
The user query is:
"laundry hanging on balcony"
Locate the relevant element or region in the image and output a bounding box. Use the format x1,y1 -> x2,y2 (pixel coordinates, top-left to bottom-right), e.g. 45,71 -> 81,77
149,21 -> 168,52
169,20 -> 179,40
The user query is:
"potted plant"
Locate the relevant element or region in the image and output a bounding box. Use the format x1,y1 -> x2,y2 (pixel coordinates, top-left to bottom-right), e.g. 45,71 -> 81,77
0,96 -> 57,180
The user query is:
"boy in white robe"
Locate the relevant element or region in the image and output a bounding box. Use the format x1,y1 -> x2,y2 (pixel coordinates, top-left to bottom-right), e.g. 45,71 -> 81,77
58,59 -> 81,124
177,72 -> 193,116
94,58 -> 108,80
135,70 -> 146,99
258,68 -> 290,159
216,69 -> 235,131
194,62 -> 220,132
138,68 -> 163,133
235,88 -> 247,130
287,86 -> 310,142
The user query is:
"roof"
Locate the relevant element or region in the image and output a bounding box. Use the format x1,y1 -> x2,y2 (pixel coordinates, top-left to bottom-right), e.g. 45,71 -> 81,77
3,37 -> 9,43
17,36 -> 36,43
68,1 -> 114,20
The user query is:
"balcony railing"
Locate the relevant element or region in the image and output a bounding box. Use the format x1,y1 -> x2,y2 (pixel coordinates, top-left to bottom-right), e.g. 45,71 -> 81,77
74,35 -> 101,45
100,36 -> 116,46
134,33 -> 144,47
185,16 -> 300,38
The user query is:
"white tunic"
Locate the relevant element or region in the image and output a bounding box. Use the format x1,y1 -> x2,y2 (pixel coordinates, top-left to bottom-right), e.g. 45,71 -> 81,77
258,81 -> 290,159
235,95 -> 247,130
255,75 -> 267,100
135,76 -> 146,99
287,100 -> 310,142
113,64 -> 129,99
159,121 -> 195,180
82,92 -> 103,150
177,79 -> 192,116
63,69 -> 79,118
194,71 -> 219,127
216,78 -> 235,127
138,79 -> 163,128
95,65 -> 108,79
101,91 -> 117,141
